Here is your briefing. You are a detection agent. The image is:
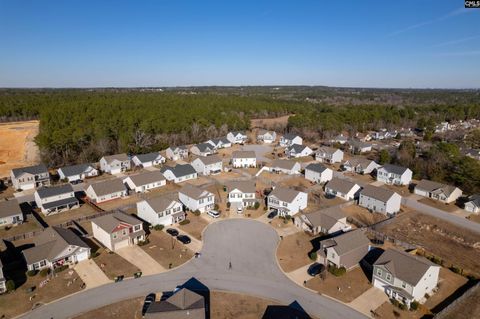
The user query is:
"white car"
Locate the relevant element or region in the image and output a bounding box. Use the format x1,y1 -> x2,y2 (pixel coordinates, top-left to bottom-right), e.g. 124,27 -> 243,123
207,210 -> 220,218
237,206 -> 243,214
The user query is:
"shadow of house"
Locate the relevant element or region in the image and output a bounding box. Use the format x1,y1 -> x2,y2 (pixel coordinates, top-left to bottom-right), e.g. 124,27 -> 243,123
1,240 -> 30,289
359,247 -> 384,282
309,232 -> 338,255
262,301 -> 311,319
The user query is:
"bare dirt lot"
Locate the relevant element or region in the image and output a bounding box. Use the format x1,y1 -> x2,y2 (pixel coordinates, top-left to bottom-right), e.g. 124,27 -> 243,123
424,267 -> 468,310
0,268 -> 84,319
0,121 -> 40,178
418,198 -> 461,213
141,230 -> 194,269
250,114 -> 292,129
0,216 -> 41,239
341,204 -> 389,226
92,247 -> 141,280
378,212 -> 480,277
306,267 -> 371,303
276,231 -> 314,273
178,213 -> 209,240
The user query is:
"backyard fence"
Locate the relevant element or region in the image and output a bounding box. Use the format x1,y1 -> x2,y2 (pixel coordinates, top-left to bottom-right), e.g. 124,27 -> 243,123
434,282 -> 480,319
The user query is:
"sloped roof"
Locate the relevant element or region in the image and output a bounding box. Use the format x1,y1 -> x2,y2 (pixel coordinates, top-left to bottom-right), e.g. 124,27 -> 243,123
380,164 -> 409,175
416,179 -> 459,197
325,178 -> 359,194
92,212 -> 142,233
160,164 -> 196,178
305,163 -> 329,174
287,144 -> 308,153
194,155 -> 222,166
303,207 -> 346,230
467,195 -> 480,208
345,157 -> 375,169
134,152 -> 163,163
146,288 -> 205,318
232,151 -> 256,159
143,195 -> 180,213
360,185 -> 398,202
58,163 -> 95,177
324,229 -> 370,256
36,184 -> 74,199
374,249 -> 437,286
12,164 -> 48,178
227,180 -> 256,193
179,184 -> 213,200
23,226 -> 89,265
0,199 -> 22,219
269,187 -> 301,203
126,171 -> 166,186
269,159 -> 298,171
193,143 -> 214,153
283,133 -> 300,140
316,146 -> 340,156
102,153 -> 129,163
88,179 -> 126,197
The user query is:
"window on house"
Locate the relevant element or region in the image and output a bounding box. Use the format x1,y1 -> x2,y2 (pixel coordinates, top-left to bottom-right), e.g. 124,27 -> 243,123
386,273 -> 391,281
376,268 -> 382,276
402,282 -> 406,288
113,233 -> 117,239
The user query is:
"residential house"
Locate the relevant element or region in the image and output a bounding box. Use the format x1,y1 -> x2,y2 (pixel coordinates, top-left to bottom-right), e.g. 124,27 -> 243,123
123,171 -> 166,193
145,288 -> 205,319
279,133 -> 302,147
373,249 -> 440,307
257,130 -> 277,144
359,185 -> 401,215
267,187 -> 308,217
160,164 -> 198,183
464,195 -> 480,214
285,144 -> 313,158
304,163 -> 333,184
226,131 -> 248,144
330,134 -> 348,145
190,143 -> 216,157
85,179 -> 128,203
91,212 -> 145,251
99,153 -> 131,174
342,158 -> 379,175
349,139 -> 373,154
22,226 -> 90,271
137,195 -> 185,226
11,164 -> 50,190
166,146 -> 188,161
267,159 -> 301,175
178,184 -> 215,213
414,180 -> 462,204
317,229 -> 370,270
34,184 -> 79,215
191,155 -> 223,176
377,164 -> 412,186
58,163 -> 98,183
226,181 -> 257,208
295,207 -> 350,235
132,152 -> 165,168
0,199 -> 24,227
231,151 -> 256,168
324,178 -> 361,201
206,137 -> 232,149
315,147 -> 344,164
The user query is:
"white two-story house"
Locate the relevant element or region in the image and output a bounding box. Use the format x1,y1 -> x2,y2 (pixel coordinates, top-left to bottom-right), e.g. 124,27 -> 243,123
0,199 -> 24,227
342,158 -> 379,175
324,178 -> 361,201
359,185 -> 401,215
100,154 -> 131,175
178,184 -> 215,213
227,131 -> 248,144
376,164 -> 412,186
85,179 -> 128,204
190,143 -> 216,157
267,187 -> 308,217
257,130 -> 277,144
137,195 -> 185,226
11,164 -> 50,190
160,164 -> 198,183
231,151 -> 257,168
132,152 -> 165,168
266,159 -> 301,175
191,155 -> 223,176
315,147 -> 344,164
304,163 -> 333,184
166,146 -> 188,161
285,144 -> 313,158
34,184 -> 79,215
279,133 -> 302,147
227,181 -> 257,208
123,171 -> 166,193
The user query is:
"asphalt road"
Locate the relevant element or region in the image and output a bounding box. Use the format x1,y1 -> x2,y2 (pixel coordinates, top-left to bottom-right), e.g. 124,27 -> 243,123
19,219 -> 367,319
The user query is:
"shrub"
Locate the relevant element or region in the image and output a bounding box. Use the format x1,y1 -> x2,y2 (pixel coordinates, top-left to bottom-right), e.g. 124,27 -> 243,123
450,265 -> 462,275
153,224 -> 164,231
179,219 -> 190,225
137,239 -> 150,246
26,270 -> 37,277
54,265 -> 69,274
214,204 -> 219,210
263,206 -> 267,211
226,202 -> 231,208
39,268 -> 50,277
308,251 -> 317,261
6,280 -> 15,292
254,202 -> 260,210
390,298 -> 400,307
90,251 -> 100,258
410,301 -> 419,311
328,265 -> 346,277
285,215 -> 292,221
398,303 -> 407,311
393,310 -> 400,318
192,210 -> 201,216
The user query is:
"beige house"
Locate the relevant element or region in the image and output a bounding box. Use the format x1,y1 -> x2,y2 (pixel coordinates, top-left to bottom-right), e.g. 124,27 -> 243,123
91,212 -> 145,251
414,179 -> 462,204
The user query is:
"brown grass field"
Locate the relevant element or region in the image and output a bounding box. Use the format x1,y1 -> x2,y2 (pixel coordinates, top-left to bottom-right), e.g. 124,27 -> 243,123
250,114 -> 292,129
0,121 -> 40,178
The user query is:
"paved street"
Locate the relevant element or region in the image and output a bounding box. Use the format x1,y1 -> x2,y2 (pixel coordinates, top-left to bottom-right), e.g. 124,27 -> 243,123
19,219 -> 367,319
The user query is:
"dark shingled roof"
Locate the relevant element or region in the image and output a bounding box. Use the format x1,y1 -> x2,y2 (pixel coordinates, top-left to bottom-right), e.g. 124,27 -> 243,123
134,152 -> 163,163
360,185 -> 398,202
380,164 -> 409,175
305,163 -> 329,174
12,164 -> 48,178
161,164 -> 196,178
325,178 -> 359,194
36,184 -> 74,199
58,163 -> 95,177
193,143 -> 214,153
287,144 -> 308,153
126,171 -> 166,186
146,288 -> 205,318
92,212 -> 142,233
283,133 -> 300,140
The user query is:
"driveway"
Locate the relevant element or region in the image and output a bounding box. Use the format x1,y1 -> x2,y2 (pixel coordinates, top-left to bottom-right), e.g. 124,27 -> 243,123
348,286 -> 389,316
287,264 -> 314,286
74,260 -> 111,289
116,246 -> 165,275
20,219 -> 367,319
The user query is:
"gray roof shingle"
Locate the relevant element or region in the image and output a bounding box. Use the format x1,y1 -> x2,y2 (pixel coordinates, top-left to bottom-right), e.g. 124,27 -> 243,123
160,164 -> 196,178
36,184 -> 74,199
58,163 -> 95,177
0,199 -> 22,219
12,164 -> 48,178
360,185 -> 398,202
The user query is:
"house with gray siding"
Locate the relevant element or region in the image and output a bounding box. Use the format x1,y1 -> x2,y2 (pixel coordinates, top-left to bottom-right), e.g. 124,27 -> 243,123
34,184 -> 79,215
0,199 -> 24,227
376,164 -> 412,186
11,164 -> 50,190
414,179 -> 462,204
91,212 -> 145,251
100,154 -> 131,175
359,185 -> 401,215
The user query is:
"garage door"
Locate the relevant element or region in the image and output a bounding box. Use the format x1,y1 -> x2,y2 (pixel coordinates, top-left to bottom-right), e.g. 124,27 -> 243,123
76,250 -> 90,262
114,239 -> 129,251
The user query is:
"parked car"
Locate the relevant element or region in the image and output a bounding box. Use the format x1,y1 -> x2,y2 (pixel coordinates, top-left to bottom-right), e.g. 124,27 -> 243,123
141,293 -> 156,315
177,235 -> 191,244
237,206 -> 243,214
267,210 -> 278,219
207,210 -> 220,218
166,228 -> 179,236
307,263 -> 325,277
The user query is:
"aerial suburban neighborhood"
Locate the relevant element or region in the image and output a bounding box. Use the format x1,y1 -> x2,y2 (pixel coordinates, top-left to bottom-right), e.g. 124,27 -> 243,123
0,1 -> 480,319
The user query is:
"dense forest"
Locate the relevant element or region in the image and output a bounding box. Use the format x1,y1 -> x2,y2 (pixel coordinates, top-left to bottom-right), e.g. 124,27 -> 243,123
0,88 -> 479,174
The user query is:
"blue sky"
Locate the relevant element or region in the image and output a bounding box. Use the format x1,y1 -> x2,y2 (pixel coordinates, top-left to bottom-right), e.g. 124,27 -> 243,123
0,0 -> 479,88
